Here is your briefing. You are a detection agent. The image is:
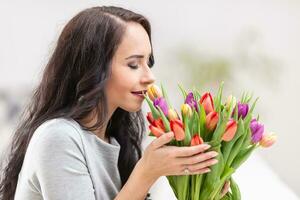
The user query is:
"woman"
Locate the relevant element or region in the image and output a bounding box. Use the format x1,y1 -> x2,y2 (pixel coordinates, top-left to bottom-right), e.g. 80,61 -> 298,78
0,6 -> 220,200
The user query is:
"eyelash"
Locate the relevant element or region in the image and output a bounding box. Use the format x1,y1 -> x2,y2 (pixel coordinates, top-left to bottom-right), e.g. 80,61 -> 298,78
128,60 -> 154,69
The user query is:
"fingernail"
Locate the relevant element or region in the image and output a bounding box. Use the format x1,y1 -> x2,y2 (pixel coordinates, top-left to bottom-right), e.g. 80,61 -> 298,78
203,144 -> 211,150
204,168 -> 211,173
210,151 -> 218,157
211,159 -> 218,164
168,132 -> 174,137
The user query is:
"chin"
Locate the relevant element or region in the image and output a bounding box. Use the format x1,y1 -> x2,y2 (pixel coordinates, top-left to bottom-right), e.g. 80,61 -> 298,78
121,105 -> 142,113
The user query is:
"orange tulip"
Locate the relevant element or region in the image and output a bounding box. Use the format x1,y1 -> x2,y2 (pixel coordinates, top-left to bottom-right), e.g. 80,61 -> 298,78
190,134 -> 204,146
206,111 -> 219,131
200,92 -> 215,114
149,125 -> 164,138
170,119 -> 185,141
222,119 -> 238,141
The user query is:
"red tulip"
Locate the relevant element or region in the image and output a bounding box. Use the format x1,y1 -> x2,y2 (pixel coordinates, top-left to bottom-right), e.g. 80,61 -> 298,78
222,119 -> 238,141
206,111 -> 219,131
190,134 -> 204,146
153,118 -> 165,131
200,92 -> 215,114
149,125 -> 164,137
170,119 -> 185,141
146,112 -> 155,125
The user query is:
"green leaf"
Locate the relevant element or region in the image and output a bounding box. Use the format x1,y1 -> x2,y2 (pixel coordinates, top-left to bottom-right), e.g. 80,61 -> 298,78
215,81 -> 224,113
230,177 -> 241,200
178,83 -> 187,100
161,83 -> 172,109
231,145 -> 258,169
183,117 -> 192,146
144,94 -> 160,119
157,107 -> 170,132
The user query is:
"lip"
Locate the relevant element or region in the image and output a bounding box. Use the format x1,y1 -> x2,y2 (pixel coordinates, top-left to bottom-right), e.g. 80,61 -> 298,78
132,93 -> 145,99
131,90 -> 147,95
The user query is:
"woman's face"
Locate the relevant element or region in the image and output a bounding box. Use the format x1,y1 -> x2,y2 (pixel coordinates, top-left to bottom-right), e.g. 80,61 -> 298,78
105,22 -> 155,113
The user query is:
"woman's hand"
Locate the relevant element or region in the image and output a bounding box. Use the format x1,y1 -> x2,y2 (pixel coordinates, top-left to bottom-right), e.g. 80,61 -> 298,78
138,131 -> 219,181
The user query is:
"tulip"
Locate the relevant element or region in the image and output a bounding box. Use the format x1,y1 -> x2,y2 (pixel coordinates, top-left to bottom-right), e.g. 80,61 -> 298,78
146,112 -> 155,125
154,97 -> 169,116
206,111 -> 219,131
147,84 -> 162,101
181,104 -> 193,118
250,119 -> 264,143
225,95 -> 237,111
153,118 -> 165,131
185,92 -> 199,112
232,102 -> 249,119
190,134 -> 204,146
260,133 -> 277,148
170,119 -> 185,141
149,125 -> 164,137
168,108 -> 179,120
199,92 -> 214,114
222,119 -> 238,141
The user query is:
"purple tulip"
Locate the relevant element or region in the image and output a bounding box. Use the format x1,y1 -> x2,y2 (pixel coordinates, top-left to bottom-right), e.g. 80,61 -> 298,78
250,119 -> 264,143
232,102 -> 249,119
185,92 -> 199,112
154,97 -> 169,116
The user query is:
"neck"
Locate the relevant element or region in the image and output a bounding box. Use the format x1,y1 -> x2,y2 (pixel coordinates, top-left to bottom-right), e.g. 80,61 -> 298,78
80,105 -> 116,143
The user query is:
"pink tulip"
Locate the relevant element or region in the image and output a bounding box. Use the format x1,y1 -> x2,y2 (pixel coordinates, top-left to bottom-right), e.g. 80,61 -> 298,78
200,92 -> 215,114
260,133 -> 277,148
206,111 -> 219,131
222,119 -> 238,142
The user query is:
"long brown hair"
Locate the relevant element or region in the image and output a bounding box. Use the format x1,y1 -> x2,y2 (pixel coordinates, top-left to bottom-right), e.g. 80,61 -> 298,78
0,6 -> 154,199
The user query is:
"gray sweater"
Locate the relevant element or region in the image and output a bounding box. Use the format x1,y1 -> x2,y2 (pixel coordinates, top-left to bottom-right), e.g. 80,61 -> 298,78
14,117 -> 122,200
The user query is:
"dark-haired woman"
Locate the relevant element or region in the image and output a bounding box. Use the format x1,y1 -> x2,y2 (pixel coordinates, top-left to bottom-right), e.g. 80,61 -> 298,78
0,6 -> 220,200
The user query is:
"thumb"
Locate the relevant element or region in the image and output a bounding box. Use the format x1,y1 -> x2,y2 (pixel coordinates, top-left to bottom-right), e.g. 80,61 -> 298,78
151,132 -> 174,149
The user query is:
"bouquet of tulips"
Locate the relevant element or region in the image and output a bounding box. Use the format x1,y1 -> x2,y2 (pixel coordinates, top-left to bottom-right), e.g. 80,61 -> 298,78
144,82 -> 276,200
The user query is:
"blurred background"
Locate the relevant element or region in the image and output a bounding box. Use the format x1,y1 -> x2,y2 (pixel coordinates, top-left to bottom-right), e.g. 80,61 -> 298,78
0,0 -> 299,199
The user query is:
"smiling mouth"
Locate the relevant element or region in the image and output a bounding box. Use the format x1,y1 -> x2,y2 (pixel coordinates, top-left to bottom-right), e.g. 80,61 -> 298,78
131,90 -> 147,98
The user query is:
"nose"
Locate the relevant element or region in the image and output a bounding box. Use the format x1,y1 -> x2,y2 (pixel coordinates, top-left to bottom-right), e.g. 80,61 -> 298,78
141,67 -> 156,86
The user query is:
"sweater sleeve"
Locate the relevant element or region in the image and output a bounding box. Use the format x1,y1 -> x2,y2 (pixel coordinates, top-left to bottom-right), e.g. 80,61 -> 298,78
32,122 -> 96,200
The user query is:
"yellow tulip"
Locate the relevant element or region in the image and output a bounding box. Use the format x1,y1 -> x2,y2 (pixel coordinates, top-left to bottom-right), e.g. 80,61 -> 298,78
147,84 -> 162,101
181,104 -> 192,118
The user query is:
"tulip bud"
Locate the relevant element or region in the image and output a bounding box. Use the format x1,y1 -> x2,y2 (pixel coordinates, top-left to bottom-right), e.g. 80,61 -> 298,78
260,133 -> 277,148
181,104 -> 192,118
206,111 -> 219,131
190,134 -> 204,146
168,109 -> 179,120
147,84 -> 162,101
185,92 -> 199,112
250,119 -> 264,143
149,125 -> 164,138
153,118 -> 165,131
225,95 -> 237,111
222,119 -> 238,141
146,112 -> 155,125
200,92 -> 215,114
170,119 -> 185,141
154,97 -> 169,116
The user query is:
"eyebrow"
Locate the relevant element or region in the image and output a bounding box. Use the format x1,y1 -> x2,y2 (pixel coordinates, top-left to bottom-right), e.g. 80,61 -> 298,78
125,54 -> 151,60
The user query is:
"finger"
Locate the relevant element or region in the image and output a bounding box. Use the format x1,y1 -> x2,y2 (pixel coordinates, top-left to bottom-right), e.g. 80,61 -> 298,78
220,180 -> 231,198
173,144 -> 211,157
187,158 -> 218,172
151,132 -> 174,149
177,167 -> 211,176
178,151 -> 218,165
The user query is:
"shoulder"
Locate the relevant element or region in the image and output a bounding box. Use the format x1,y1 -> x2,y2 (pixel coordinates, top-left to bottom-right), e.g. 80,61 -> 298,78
29,118 -> 85,157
